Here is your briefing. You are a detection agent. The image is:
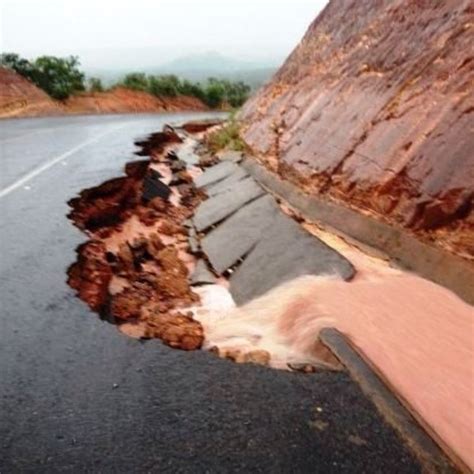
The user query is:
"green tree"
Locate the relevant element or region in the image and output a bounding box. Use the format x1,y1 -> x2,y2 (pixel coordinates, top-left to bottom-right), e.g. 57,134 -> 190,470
0,52 -> 35,79
121,73 -> 149,91
227,81 -> 251,107
148,75 -> 181,97
31,56 -> 85,100
204,78 -> 226,108
88,77 -> 104,93
1,53 -> 85,100
178,79 -> 206,101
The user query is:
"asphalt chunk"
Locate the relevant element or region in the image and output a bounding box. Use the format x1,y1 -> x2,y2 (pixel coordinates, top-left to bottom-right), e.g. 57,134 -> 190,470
193,178 -> 265,231
201,194 -> 279,273
142,175 -> 171,201
205,168 -> 250,197
191,259 -> 217,285
195,161 -> 241,188
230,212 -> 355,304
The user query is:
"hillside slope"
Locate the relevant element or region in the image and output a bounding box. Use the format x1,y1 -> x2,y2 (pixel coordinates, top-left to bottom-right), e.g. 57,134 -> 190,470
240,0 -> 473,258
0,67 -> 63,117
0,68 -> 207,118
64,87 -> 207,115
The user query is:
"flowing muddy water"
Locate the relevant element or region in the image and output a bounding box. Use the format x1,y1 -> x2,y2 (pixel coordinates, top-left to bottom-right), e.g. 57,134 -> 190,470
187,216 -> 474,469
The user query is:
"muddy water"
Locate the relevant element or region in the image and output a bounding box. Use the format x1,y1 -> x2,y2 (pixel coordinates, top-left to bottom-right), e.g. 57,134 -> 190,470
192,229 -> 474,470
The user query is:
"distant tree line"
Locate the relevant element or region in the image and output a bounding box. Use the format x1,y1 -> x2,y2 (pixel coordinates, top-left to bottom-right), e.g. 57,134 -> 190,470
1,52 -> 251,107
119,73 -> 250,108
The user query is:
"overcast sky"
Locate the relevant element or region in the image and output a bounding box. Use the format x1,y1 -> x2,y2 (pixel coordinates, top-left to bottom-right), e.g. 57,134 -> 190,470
0,0 -> 328,70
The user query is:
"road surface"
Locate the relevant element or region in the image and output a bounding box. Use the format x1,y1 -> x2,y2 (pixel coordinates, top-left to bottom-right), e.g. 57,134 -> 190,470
0,113 -> 420,473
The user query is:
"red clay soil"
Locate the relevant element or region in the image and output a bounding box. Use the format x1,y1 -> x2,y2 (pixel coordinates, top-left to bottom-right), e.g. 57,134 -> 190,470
67,127 -> 208,351
0,67 -> 63,117
0,67 -> 208,118
134,127 -> 183,157
240,0 -> 474,259
64,87 -> 208,115
182,120 -> 224,134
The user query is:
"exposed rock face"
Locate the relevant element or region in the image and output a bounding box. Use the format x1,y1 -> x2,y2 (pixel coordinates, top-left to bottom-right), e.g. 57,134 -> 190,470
240,0 -> 474,258
0,67 -> 62,117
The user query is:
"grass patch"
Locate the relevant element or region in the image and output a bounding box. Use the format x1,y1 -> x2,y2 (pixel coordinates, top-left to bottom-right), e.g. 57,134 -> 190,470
206,116 -> 248,153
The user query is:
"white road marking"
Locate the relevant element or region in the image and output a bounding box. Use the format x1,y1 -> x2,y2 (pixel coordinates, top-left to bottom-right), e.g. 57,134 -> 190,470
0,124 -> 127,199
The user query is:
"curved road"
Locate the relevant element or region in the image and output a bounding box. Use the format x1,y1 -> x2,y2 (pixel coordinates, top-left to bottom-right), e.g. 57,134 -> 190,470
0,113 -> 420,473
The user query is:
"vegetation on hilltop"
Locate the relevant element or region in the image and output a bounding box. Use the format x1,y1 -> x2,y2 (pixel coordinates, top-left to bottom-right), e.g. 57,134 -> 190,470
1,52 -> 251,108
120,73 -> 250,108
1,53 -> 85,100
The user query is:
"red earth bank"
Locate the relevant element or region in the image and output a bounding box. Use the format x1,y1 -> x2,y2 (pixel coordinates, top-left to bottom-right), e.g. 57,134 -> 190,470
0,67 -> 208,118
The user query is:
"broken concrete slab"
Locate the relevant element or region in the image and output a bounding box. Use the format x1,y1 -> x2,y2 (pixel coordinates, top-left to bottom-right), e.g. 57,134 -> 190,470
142,175 -> 171,202
229,213 -> 355,304
205,168 -> 250,197
193,178 -> 265,232
190,260 -> 216,285
194,161 -> 241,188
201,194 -> 280,273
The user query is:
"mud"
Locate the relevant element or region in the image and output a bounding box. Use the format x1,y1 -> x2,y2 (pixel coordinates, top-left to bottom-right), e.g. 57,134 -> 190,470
67,125 -> 209,351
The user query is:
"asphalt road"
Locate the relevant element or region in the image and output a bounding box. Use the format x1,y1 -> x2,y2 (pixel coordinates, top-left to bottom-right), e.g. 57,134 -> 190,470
0,113 -> 421,473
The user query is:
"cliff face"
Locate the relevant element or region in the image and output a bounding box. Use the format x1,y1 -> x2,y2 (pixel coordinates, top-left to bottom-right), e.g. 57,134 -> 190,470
241,0 -> 474,258
0,67 -> 62,117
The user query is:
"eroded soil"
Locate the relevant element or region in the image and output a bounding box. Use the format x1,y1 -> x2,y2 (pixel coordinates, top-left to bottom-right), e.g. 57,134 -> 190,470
67,124 -> 216,351
66,121 -> 339,372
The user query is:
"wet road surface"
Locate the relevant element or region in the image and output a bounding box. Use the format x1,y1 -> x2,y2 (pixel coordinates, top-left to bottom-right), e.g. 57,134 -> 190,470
0,113 -> 420,472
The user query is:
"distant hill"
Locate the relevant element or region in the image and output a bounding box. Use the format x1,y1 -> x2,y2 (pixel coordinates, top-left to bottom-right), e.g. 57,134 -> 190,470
86,52 -> 280,90
155,52 -> 277,88
160,51 -> 256,73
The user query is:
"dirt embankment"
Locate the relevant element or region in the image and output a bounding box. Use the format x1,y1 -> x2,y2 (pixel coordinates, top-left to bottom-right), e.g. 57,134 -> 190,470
240,0 -> 474,259
64,87 -> 208,115
0,67 -> 208,118
0,67 -> 62,117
